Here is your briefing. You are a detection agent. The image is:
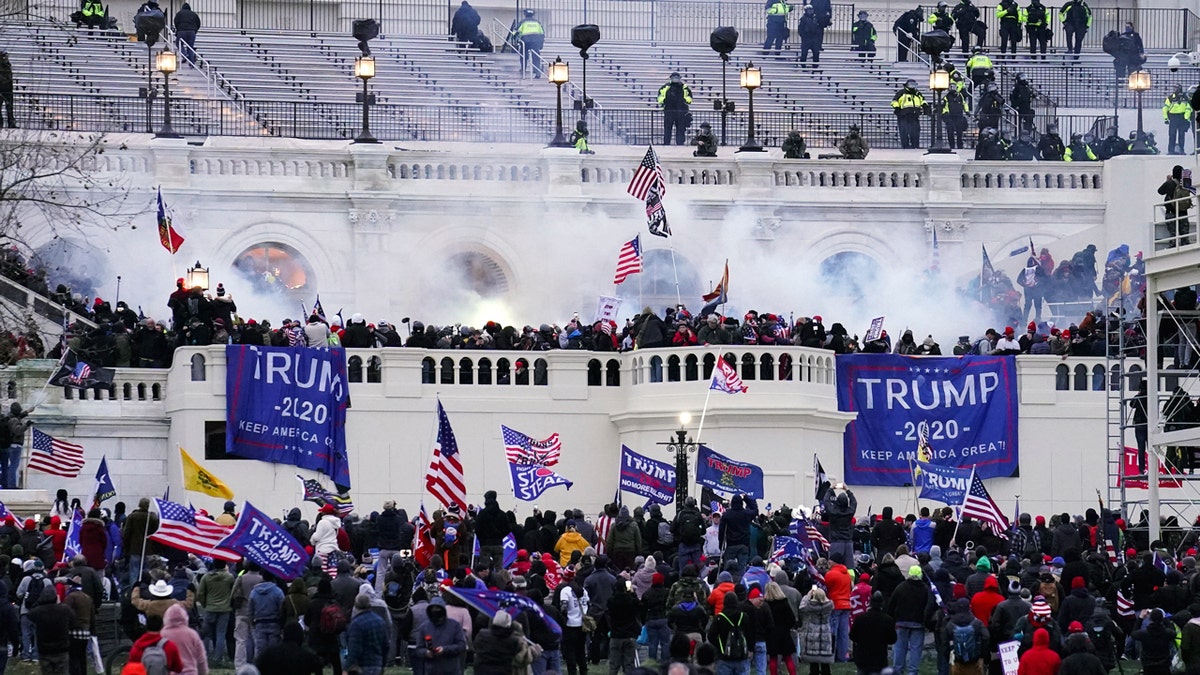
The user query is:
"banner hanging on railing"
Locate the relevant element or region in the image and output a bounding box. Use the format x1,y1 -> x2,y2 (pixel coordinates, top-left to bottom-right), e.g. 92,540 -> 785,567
836,354 -> 1019,486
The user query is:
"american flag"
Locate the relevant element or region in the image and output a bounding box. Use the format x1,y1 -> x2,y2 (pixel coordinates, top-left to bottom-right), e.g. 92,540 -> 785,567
791,516 -> 829,551
711,357 -> 748,394
295,475 -> 355,517
626,146 -> 664,201
68,362 -> 91,385
612,236 -> 643,285
426,401 -> 466,512
502,425 -> 561,466
28,429 -> 85,478
150,498 -> 240,562
1104,539 -> 1122,567
595,511 -> 613,555
961,472 -> 1009,539
1116,590 -> 1134,617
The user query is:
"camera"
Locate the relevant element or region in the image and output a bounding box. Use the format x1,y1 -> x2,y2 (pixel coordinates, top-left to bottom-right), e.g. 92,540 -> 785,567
1168,55 -> 1181,71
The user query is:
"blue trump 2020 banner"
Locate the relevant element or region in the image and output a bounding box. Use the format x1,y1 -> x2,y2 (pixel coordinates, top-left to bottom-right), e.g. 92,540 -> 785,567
915,461 -> 974,505
836,354 -> 1019,486
217,501 -> 310,581
695,445 -> 765,499
226,345 -> 351,488
619,445 -> 676,506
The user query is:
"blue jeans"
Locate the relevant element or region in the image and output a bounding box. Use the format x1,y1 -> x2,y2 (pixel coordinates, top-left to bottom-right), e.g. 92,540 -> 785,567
717,659 -> 751,675
202,610 -> 231,663
252,622 -> 280,655
126,554 -> 146,587
1,444 -> 21,489
533,648 -> 562,675
893,626 -> 925,675
646,618 -> 671,661
20,613 -> 36,660
723,545 -> 750,571
830,609 -> 851,661
829,541 -> 855,566
753,641 -> 768,675
677,543 -> 703,573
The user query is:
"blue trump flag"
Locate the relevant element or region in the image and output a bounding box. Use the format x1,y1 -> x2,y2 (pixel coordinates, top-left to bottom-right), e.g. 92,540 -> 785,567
61,508 -> 83,563
217,501 -> 310,580
618,445 -> 676,506
695,445 -> 764,499
836,354 -> 1019,486
445,586 -> 562,637
509,464 -> 574,501
225,345 -> 352,488
502,533 -> 519,568
770,536 -> 806,564
915,461 -> 974,505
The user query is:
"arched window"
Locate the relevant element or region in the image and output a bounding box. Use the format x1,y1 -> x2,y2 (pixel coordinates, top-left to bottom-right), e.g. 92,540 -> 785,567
779,353 -> 793,381
606,359 -> 621,386
534,359 -> 548,386
367,356 -> 382,383
588,359 -> 602,386
1073,364 -> 1088,391
440,357 -> 455,385
497,358 -> 511,385
1092,364 -> 1106,391
151,384 -> 162,400
446,251 -> 510,297
685,355 -> 699,381
649,355 -> 663,383
515,359 -> 530,385
760,354 -> 775,381
1055,364 -> 1069,391
347,356 -> 363,383
421,357 -> 436,384
703,353 -> 717,380
477,358 -> 492,385
137,383 -> 147,401
459,358 -> 474,385
122,383 -> 132,400
232,242 -> 314,297
667,356 -> 681,382
819,252 -> 881,302
190,354 -> 207,381
741,353 -> 755,381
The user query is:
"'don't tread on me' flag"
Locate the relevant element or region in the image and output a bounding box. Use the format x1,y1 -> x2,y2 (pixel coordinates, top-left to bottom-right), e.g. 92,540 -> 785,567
181,447 -> 234,499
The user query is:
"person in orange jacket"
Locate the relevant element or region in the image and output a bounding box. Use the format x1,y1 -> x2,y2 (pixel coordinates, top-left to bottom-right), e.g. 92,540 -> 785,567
826,551 -> 854,661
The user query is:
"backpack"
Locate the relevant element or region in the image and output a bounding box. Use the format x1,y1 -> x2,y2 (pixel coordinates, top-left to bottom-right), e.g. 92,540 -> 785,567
320,602 -> 348,635
1102,30 -> 1120,56
718,613 -> 748,660
23,573 -> 44,610
384,580 -> 409,610
679,512 -> 704,545
657,521 -> 674,546
952,623 -> 980,663
140,637 -> 169,675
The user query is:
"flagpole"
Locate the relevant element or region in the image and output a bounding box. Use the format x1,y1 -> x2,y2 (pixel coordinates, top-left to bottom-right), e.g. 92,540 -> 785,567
951,465 -> 976,545
694,384 -> 715,446
907,454 -> 921,514
666,238 -> 682,307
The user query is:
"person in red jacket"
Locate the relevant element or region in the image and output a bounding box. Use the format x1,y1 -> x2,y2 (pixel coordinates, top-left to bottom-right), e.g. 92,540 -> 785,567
970,575 -> 1004,624
79,510 -> 109,570
1018,628 -> 1061,675
708,571 -> 737,615
826,551 -> 854,661
850,574 -> 872,626
124,614 -> 185,674
44,516 -> 67,564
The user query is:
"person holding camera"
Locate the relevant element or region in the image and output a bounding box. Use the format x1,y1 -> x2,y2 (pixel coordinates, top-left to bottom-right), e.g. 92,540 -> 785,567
822,482 -> 857,565
657,72 -> 693,146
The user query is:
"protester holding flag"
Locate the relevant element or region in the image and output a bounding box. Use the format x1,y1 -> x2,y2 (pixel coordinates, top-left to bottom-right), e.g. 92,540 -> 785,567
120,498 -> 158,586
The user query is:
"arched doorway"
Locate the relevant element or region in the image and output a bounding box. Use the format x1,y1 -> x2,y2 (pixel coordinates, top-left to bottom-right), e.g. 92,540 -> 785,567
232,242 -> 314,296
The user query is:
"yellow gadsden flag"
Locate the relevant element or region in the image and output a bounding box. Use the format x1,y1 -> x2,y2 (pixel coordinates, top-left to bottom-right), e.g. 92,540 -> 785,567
181,448 -> 234,500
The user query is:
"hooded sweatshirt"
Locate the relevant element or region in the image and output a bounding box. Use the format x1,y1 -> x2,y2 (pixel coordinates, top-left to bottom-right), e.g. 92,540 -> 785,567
310,514 -> 342,556
1018,628 -> 1062,675
248,580 -> 284,624
129,629 -> 184,673
971,575 -> 1005,624
555,530 -> 590,567
161,603 -> 208,675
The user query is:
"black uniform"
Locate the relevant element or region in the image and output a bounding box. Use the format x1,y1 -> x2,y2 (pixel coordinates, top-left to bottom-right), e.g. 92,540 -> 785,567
977,87 -> 1004,131
952,0 -> 983,53
1025,0 -> 1050,57
1060,0 -> 1091,55
1038,130 -> 1065,160
942,88 -> 970,149
997,0 -> 1022,53
797,8 -> 824,64
893,8 -> 923,61
1010,77 -> 1035,132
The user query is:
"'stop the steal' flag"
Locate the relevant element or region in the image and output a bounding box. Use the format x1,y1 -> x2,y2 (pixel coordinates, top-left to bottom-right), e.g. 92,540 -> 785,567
217,501 -> 310,580
619,445 -> 676,506
836,354 -> 1019,487
225,345 -> 352,489
509,464 -> 574,502
914,460 -> 973,505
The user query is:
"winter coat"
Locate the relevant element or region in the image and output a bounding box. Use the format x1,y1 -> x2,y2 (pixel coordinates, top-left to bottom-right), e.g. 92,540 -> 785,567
281,509 -> 311,545
1133,619 -> 1176,671
1059,648 -> 1107,675
122,506 -> 159,556
871,510 -> 903,554
910,518 -> 936,553
473,620 -> 524,675
1181,617 -> 1200,671
797,596 -> 835,664
971,577 -> 1004,624
161,604 -> 208,675
375,508 -> 408,550
1057,588 -> 1095,632
474,501 -> 509,546
79,517 -> 108,569
173,3 -> 200,31
850,607 -> 896,672
719,502 -> 754,548
196,568 -> 234,613
1018,628 -> 1062,675
247,581 -> 284,625
944,600 -> 989,663
825,564 -> 852,610
412,601 -> 467,675
822,491 -> 857,542
554,531 -> 589,567
310,514 -> 341,556
605,517 -> 642,555
766,598 -> 797,656
885,578 -> 931,627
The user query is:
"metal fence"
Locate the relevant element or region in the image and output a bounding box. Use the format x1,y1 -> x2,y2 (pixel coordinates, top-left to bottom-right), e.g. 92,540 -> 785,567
970,6 -> 1197,53
12,93 -> 1113,150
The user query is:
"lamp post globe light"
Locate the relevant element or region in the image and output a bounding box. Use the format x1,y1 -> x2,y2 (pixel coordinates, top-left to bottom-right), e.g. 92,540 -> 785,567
154,49 -> 181,139
353,55 -> 379,144
737,61 -> 764,153
927,67 -> 951,154
659,411 -> 698,503
1127,70 -> 1153,155
547,57 -> 572,147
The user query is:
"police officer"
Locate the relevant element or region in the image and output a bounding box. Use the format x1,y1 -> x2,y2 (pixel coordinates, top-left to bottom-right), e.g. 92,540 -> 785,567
692,122 -> 718,157
657,72 -> 693,146
0,50 -> 13,128
891,79 -> 927,148
1098,126 -> 1126,160
1010,131 -> 1039,160
1064,132 -> 1097,161
1010,72 -> 1035,133
951,0 -> 982,54
893,6 -> 924,61
569,120 -> 595,154
1164,84 -> 1192,155
80,0 -> 106,29
976,81 -> 1004,131
995,0 -> 1023,54
1059,0 -> 1091,58
1025,0 -> 1049,58
509,9 -> 544,78
838,124 -> 870,159
797,5 -> 823,65
965,47 -> 993,88
928,2 -> 954,32
763,0 -> 792,56
851,10 -> 876,59
781,130 -> 808,158
1038,123 -> 1065,160
975,127 -> 1004,160
942,83 -> 970,149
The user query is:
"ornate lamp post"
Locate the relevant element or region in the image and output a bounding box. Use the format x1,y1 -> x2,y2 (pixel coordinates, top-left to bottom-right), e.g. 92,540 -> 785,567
353,55 -> 378,144
927,67 -> 951,154
547,57 -> 572,147
659,412 -> 698,503
185,260 -> 209,290
154,50 -> 181,139
738,62 -> 764,152
1127,70 -> 1153,155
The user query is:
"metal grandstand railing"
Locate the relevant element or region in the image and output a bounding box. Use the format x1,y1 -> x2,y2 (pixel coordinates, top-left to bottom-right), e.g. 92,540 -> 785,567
9,93 -> 1114,149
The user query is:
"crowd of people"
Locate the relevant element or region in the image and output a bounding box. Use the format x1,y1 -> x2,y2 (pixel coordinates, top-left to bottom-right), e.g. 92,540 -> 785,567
4,482 -> 1200,675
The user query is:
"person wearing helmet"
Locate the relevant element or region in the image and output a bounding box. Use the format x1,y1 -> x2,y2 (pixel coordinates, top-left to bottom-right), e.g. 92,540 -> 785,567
762,0 -> 792,56
1025,0 -> 1049,58
797,5 -> 824,65
691,121 -> 717,157
995,0 -> 1023,54
891,79 -> 927,148
1098,126 -> 1127,160
1164,84 -> 1192,155
782,129 -> 809,158
965,47 -> 993,88
941,79 -> 971,149
928,2 -> 954,33
1010,73 -> 1035,133
1010,131 -> 1038,160
892,6 -> 924,61
1064,132 -> 1097,161
657,72 -> 693,145
839,124 -> 870,158
951,0 -> 982,54
1059,0 -> 1091,58
1038,123 -> 1065,160
974,127 -> 1003,160
569,119 -> 595,154
976,81 -> 1004,132
851,10 -> 876,59
507,8 -> 544,78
